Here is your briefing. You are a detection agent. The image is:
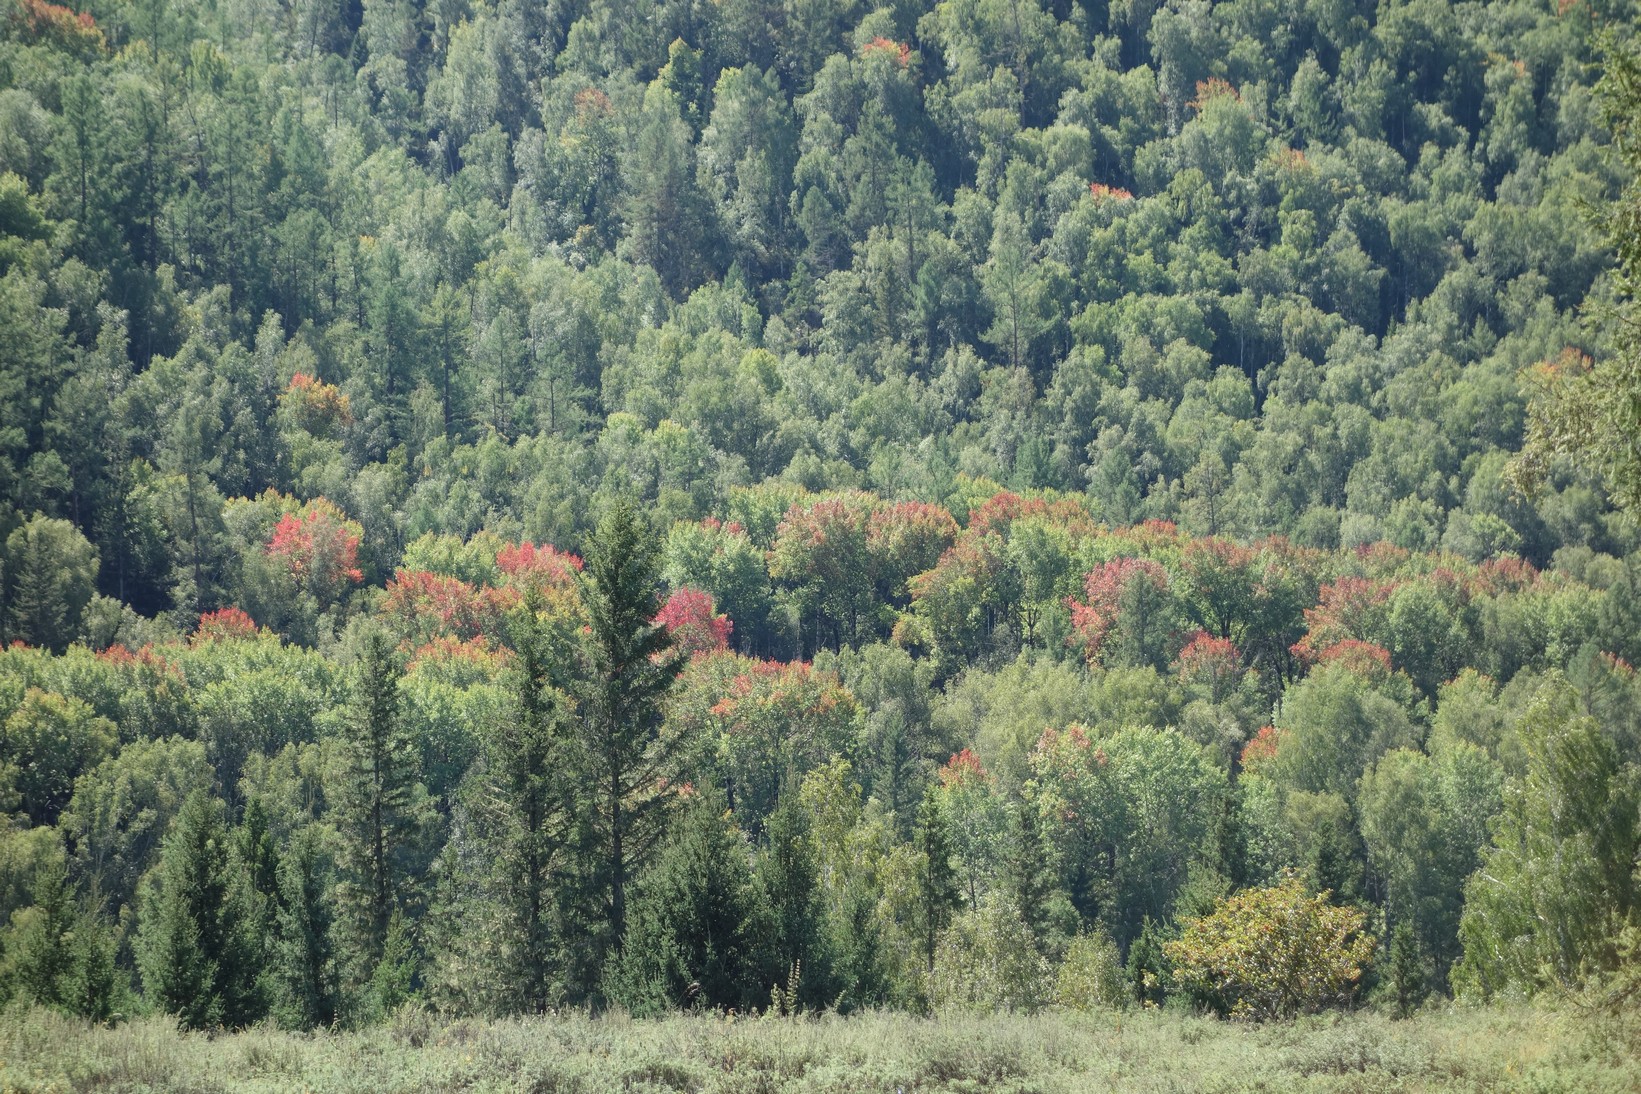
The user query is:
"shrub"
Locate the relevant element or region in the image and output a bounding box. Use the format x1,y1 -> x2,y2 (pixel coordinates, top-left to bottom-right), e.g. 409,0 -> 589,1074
1165,874 -> 1375,1020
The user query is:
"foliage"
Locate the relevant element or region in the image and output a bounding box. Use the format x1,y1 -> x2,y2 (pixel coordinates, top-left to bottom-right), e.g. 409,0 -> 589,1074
1453,673 -> 1641,999
1165,874 -> 1377,1021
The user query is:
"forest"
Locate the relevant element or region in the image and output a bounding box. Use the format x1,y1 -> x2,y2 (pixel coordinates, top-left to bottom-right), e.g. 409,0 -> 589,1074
1,0 -> 1640,1073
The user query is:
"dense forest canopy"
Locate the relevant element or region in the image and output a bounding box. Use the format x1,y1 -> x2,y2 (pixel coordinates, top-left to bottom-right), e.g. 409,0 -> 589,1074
0,0 -> 1639,1026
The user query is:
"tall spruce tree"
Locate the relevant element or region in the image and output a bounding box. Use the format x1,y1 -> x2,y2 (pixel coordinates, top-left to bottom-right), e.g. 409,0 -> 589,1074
335,626 -> 420,990
913,789 -> 962,975
575,500 -> 686,959
13,857 -> 119,1022
754,792 -> 835,1008
12,857 -> 77,1011
608,787 -> 761,1015
271,827 -> 336,1030
488,594 -> 576,1010
1003,792 -> 1059,957
136,790 -> 263,1029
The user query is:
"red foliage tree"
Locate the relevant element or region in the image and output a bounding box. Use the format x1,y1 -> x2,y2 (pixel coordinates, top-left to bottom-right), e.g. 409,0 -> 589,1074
1175,631 -> 1244,702
382,569 -> 518,644
1067,557 -> 1170,665
192,607 -> 260,643
655,586 -> 733,657
11,0 -> 103,56
867,500 -> 959,604
266,500 -> 364,608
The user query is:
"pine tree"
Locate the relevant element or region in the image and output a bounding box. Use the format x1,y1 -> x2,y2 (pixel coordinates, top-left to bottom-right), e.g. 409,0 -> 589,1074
335,627 -> 420,987
1003,793 -> 1058,956
1390,921 -> 1425,1018
236,797 -> 281,995
136,791 -> 264,1029
753,793 -> 835,1008
366,909 -> 417,1019
575,500 -> 686,960
608,788 -> 760,1014
485,594 -> 575,1011
12,858 -> 77,1010
271,827 -> 336,1031
913,790 -> 962,975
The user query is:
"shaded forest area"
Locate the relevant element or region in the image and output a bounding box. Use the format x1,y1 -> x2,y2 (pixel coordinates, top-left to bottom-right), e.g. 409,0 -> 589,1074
1,0 -> 1640,1032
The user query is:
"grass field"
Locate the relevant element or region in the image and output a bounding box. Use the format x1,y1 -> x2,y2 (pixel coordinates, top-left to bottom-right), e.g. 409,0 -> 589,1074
1,1001 -> 1634,1094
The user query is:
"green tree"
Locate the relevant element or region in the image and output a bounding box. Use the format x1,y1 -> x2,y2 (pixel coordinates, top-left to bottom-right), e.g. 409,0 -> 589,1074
1453,675 -> 1641,998
912,789 -> 962,976
1511,40 -> 1641,513
607,787 -> 761,1014
0,689 -> 116,826
928,892 -> 1049,1013
4,516 -> 99,651
270,826 -> 337,1031
334,627 -> 423,988
135,790 -> 263,1029
471,594 -> 577,1012
575,500 -> 687,959
752,793 -> 835,1009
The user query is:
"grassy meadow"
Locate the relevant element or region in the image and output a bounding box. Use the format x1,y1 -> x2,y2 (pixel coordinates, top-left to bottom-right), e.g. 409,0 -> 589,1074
0,1002 -> 1635,1094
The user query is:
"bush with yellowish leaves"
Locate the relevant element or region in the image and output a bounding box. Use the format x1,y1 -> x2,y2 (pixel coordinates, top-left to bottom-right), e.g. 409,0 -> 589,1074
1165,874 -> 1375,1020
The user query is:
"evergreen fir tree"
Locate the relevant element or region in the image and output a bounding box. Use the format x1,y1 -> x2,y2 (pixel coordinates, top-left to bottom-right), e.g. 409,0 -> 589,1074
1126,916 -> 1172,1008
753,793 -> 835,1008
487,594 -> 575,1011
1003,792 -> 1059,957
335,627 -> 420,987
12,857 -> 121,1022
575,500 -> 686,960
136,791 -> 264,1029
64,910 -> 117,1023
1390,921 -> 1425,1018
608,788 -> 760,1014
913,789 -> 962,975
12,858 -> 77,1010
271,827 -> 336,1031
366,908 -> 418,1019
236,797 -> 281,997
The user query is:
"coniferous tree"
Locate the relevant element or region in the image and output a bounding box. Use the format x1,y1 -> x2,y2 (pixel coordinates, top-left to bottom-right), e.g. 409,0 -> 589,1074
575,500 -> 686,961
608,787 -> 761,1014
11,857 -> 77,1010
753,792 -> 835,1008
236,797 -> 281,996
335,627 -> 421,992
1003,793 -> 1060,957
136,790 -> 263,1029
271,827 -> 336,1031
11,856 -> 119,1022
913,789 -> 962,975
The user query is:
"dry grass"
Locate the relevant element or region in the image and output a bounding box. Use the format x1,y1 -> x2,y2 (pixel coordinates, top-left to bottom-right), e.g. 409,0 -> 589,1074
0,1001 -> 1632,1093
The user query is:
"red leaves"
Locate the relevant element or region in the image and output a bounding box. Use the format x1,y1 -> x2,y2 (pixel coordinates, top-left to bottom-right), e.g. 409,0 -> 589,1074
495,541 -> 583,593
281,372 -> 352,433
1089,183 -> 1135,202
1240,725 -> 1283,769
1189,78 -> 1241,111
266,502 -> 364,605
656,586 -> 733,657
939,747 -> 990,788
1313,639 -> 1393,679
1291,577 -> 1392,663
1176,631 -> 1243,697
860,36 -> 911,67
11,0 -> 103,55
1067,557 -> 1168,664
192,607 -> 259,643
383,570 -> 518,644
